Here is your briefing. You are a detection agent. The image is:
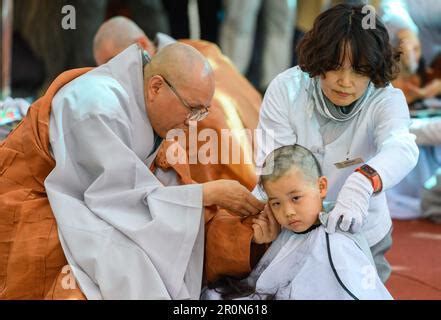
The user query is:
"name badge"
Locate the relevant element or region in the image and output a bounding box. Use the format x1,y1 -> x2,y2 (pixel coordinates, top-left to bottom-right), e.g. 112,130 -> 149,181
334,157 -> 364,169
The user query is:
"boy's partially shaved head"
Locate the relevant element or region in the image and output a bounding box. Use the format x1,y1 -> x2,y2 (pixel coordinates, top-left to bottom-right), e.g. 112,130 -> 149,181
261,145 -> 323,186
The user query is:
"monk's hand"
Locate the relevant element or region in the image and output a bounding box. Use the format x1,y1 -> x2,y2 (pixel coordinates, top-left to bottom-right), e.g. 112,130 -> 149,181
252,205 -> 280,244
202,180 -> 265,217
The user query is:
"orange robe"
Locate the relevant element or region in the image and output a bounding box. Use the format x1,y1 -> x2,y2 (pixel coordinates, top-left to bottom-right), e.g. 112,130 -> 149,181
0,69 -> 90,299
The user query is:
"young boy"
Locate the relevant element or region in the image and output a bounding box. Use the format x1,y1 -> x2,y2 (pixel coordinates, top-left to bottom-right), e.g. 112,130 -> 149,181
202,145 -> 393,300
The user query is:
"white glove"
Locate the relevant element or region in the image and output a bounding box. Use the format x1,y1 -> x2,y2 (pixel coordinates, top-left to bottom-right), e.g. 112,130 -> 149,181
326,172 -> 374,234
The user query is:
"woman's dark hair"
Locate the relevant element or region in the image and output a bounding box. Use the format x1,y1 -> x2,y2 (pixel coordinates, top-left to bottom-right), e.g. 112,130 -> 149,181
297,3 -> 400,88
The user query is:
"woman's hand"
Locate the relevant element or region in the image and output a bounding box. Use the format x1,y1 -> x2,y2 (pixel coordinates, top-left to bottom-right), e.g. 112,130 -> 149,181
202,180 -> 265,217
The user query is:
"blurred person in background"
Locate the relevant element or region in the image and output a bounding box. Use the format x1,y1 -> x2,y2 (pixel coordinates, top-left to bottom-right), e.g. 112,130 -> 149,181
11,0 -> 171,97
379,0 -> 441,222
219,0 -> 297,93
162,0 -> 222,43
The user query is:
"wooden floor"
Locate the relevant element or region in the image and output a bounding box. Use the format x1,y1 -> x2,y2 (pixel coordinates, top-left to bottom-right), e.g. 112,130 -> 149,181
386,219 -> 441,299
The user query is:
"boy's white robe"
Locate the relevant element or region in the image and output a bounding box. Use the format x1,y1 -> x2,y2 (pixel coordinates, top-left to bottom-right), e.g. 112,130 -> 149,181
202,217 -> 393,300
246,228 -> 392,300
44,44 -> 204,300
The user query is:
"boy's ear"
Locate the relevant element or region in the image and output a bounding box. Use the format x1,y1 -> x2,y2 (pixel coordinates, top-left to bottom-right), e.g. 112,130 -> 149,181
318,176 -> 328,198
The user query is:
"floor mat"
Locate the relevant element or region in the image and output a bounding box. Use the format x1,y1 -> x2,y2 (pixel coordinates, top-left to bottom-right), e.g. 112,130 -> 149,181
386,219 -> 441,300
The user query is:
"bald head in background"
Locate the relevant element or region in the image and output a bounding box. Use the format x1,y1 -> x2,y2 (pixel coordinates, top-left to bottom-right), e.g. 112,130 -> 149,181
93,16 -> 156,66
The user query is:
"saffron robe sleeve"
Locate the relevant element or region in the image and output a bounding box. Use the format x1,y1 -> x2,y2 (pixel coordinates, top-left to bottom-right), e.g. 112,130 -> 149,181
45,74 -> 205,300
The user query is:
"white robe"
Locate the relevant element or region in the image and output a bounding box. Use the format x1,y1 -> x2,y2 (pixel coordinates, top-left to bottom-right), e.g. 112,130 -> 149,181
45,44 -> 204,300
387,117 -> 441,219
202,216 -> 393,300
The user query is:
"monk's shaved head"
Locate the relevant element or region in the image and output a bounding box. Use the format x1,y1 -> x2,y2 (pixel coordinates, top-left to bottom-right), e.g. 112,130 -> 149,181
144,42 -> 215,137
145,42 -> 213,91
94,16 -> 150,65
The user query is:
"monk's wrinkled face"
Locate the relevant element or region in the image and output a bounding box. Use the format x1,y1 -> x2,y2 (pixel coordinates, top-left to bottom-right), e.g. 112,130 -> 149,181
320,49 -> 370,107
263,167 -> 327,233
145,72 -> 214,138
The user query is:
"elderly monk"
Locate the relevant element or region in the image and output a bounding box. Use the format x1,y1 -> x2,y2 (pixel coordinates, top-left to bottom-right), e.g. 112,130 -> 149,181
93,17 -> 268,287
93,17 -> 262,163
0,42 -> 266,299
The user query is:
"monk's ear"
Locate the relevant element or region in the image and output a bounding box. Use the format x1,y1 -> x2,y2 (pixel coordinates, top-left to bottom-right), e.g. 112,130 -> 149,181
318,176 -> 328,199
146,75 -> 164,101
